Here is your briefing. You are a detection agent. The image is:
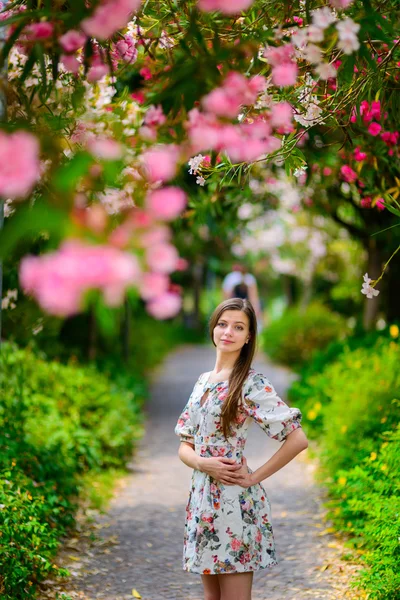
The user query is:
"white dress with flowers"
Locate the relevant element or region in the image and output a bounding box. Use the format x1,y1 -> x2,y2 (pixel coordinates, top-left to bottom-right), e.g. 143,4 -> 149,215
174,368 -> 303,575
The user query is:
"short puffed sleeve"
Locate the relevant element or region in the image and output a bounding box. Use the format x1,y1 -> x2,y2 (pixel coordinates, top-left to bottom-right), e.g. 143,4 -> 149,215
174,374 -> 202,443
243,371 -> 302,442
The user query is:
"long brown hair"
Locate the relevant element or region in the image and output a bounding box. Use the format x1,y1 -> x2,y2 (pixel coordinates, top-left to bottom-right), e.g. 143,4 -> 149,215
209,298 -> 257,439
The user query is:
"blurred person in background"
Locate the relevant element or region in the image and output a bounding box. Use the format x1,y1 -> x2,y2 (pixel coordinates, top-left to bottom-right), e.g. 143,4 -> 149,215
222,264 -> 264,332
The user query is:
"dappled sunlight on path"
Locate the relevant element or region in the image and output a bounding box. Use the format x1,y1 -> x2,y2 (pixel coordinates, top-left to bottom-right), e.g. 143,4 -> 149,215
54,345 -> 362,600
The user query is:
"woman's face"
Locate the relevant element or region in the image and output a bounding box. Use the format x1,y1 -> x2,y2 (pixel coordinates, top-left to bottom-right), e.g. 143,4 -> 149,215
213,309 -> 251,352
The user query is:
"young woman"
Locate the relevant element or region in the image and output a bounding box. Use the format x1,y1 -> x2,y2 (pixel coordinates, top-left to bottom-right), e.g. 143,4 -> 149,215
175,298 -> 308,600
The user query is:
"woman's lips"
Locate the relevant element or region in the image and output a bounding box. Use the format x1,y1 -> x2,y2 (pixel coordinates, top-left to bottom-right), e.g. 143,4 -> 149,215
221,340 -> 234,343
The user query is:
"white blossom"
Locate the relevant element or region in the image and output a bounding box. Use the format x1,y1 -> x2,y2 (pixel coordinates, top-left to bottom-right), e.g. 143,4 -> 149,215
304,44 -> 323,64
308,25 -> 325,42
336,18 -> 360,54
188,154 -> 205,175
315,62 -> 337,80
312,7 -> 336,29
293,165 -> 308,178
361,273 -> 380,299
196,175 -> 206,186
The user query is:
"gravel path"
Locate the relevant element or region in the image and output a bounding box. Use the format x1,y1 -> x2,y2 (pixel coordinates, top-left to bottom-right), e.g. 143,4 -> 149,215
54,344 -> 362,600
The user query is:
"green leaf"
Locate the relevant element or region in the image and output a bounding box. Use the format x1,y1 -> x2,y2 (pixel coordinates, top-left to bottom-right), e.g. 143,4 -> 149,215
53,153 -> 93,194
0,200 -> 68,259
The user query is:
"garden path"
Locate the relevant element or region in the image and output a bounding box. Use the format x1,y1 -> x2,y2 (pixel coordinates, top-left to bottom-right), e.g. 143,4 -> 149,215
55,344 -> 361,600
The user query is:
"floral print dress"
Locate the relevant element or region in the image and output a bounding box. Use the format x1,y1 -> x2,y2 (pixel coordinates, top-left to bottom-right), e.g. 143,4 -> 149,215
174,368 -> 303,575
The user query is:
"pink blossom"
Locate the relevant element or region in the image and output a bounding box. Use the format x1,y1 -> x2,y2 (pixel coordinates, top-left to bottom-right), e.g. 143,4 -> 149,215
87,138 -> 123,160
59,30 -> 87,53
323,166 -> 332,176
140,225 -> 171,247
60,54 -> 81,74
270,102 -> 293,131
368,122 -> 382,136
271,63 -> 298,87
115,35 -> 137,63
146,187 -> 187,221
146,243 -> 179,273
20,240 -> 141,316
375,197 -> 385,211
0,131 -> 40,199
340,164 -> 357,183
202,87 -> 240,118
139,272 -> 169,300
353,147 -> 367,161
140,67 -> 152,80
198,0 -> 254,15
381,131 -> 399,147
87,63 -> 109,82
264,44 -> 295,66
360,196 -> 372,208
202,72 -> 266,118
144,105 -> 166,127
146,291 -> 182,319
81,0 -> 142,40
25,22 -> 54,40
142,146 -> 179,183
370,100 -> 381,120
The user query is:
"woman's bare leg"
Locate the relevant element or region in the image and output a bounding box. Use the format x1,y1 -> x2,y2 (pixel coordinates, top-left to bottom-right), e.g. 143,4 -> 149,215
218,572 -> 253,600
201,574 -> 221,600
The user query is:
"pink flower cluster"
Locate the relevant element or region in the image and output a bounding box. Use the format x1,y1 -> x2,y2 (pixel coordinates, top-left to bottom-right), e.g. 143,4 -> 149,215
198,0 -> 254,15
0,130 -> 40,199
188,108 -> 282,162
264,44 -> 298,87
186,72 -> 294,162
142,145 -> 179,182
340,165 -> 357,183
20,240 -> 141,316
81,0 -> 142,40
202,72 -> 266,118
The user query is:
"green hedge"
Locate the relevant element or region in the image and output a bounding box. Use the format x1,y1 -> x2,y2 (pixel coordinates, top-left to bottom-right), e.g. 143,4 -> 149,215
261,302 -> 349,370
289,336 -> 400,599
0,344 -> 144,600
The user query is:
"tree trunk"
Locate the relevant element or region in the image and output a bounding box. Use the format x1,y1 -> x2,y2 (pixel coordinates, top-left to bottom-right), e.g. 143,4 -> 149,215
362,240 -> 381,331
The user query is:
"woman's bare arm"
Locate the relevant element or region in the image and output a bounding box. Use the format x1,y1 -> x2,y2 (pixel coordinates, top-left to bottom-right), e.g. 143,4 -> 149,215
178,441 -> 242,484
235,428 -> 309,487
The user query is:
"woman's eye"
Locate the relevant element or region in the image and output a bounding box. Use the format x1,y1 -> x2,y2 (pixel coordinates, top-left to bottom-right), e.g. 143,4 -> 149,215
217,322 -> 225,327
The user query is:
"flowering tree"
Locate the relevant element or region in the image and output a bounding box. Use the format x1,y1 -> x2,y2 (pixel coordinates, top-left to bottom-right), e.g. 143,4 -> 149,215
0,0 -> 399,332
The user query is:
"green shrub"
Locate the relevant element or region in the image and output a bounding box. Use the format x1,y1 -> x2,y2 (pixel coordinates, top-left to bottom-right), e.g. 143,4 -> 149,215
261,302 -> 348,369
0,344 -> 144,600
288,336 -> 400,599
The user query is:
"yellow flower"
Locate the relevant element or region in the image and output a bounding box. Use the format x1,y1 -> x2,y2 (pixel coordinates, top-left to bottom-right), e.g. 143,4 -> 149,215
315,402 -> 322,411
381,442 -> 389,449
307,409 -> 317,420
369,452 -> 377,461
11,461 -> 16,467
390,341 -> 397,350
341,425 -> 348,434
27,494 -> 33,500
381,416 -> 387,424
381,464 -> 388,471
338,476 -> 347,486
347,522 -> 352,528
390,324 -> 399,338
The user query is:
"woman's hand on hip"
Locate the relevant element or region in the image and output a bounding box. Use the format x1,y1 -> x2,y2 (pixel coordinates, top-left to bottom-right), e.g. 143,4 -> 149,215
235,457 -> 257,488
198,456 -> 242,485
